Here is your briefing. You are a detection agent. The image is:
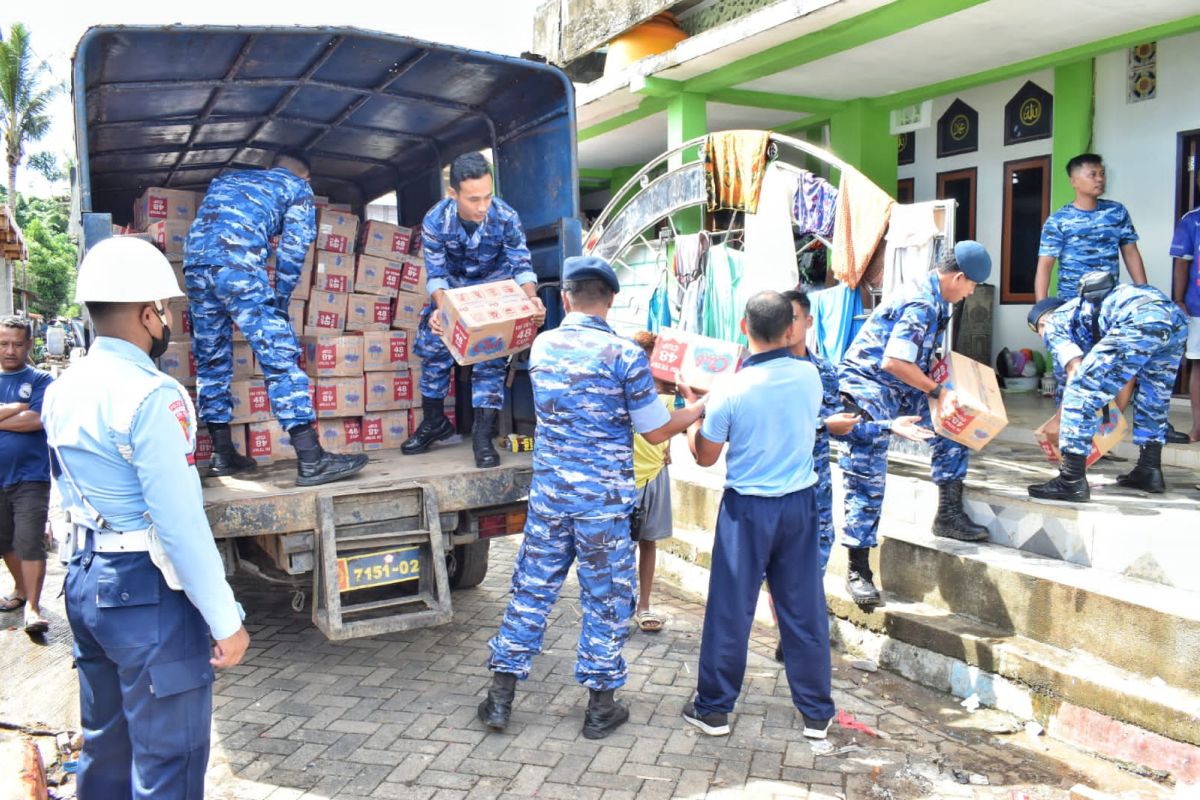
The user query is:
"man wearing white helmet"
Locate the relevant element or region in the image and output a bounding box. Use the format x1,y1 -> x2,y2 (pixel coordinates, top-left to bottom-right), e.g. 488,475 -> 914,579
42,236 -> 249,800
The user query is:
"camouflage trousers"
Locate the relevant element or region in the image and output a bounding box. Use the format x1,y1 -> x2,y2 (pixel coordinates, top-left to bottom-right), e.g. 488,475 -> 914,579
487,508 -> 636,690
840,391 -> 968,549
185,265 -> 314,427
1060,305 -> 1188,455
813,431 -> 834,572
413,310 -> 505,409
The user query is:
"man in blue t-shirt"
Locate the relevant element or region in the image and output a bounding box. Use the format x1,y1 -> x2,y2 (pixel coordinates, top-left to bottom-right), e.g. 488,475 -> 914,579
0,316 -> 54,634
681,291 -> 835,741
1170,204 -> 1200,442
1036,153 -> 1147,302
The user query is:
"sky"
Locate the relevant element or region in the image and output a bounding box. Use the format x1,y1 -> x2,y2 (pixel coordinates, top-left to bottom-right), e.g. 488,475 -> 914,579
0,1 -> 544,196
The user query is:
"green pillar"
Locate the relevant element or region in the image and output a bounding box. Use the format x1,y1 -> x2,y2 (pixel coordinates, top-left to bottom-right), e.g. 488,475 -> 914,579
828,100 -> 896,192
668,92 -> 707,232
1049,59 -> 1095,294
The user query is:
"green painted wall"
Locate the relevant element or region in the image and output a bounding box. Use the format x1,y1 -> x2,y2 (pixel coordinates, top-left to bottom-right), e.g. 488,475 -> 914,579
1050,59 -> 1095,210
668,92 -> 708,232
829,100 -> 896,192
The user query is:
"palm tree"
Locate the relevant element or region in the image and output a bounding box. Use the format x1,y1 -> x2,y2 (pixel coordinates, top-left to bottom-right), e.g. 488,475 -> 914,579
1,23 -> 60,211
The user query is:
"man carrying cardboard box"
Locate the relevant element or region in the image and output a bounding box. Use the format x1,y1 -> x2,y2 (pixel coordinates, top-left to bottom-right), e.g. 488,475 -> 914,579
837,242 -> 994,608
402,153 -> 546,468
183,150 -> 367,486
1026,277 -> 1188,502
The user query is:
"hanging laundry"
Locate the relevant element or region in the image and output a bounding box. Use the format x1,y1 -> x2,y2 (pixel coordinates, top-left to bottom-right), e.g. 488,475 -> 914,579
646,281 -> 672,333
810,282 -> 865,365
830,172 -> 894,289
703,243 -> 748,346
793,171 -> 838,238
704,131 -> 770,214
743,163 -> 801,298
673,232 -> 709,333
882,201 -> 941,299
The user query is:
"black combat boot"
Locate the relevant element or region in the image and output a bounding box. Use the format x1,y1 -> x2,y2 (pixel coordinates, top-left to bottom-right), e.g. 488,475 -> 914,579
931,480 -> 989,542
845,547 -> 881,607
477,672 -> 517,731
1027,452 -> 1090,502
207,422 -> 258,477
581,689 -> 630,740
472,407 -> 500,469
290,424 -> 369,487
1116,442 -> 1166,493
401,396 -> 455,455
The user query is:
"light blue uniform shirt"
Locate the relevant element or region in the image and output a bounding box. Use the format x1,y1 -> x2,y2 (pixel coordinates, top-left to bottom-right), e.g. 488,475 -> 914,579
41,337 -> 242,640
701,349 -> 821,497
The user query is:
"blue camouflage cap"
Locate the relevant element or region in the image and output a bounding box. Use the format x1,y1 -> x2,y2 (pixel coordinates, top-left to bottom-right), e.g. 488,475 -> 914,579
562,255 -> 620,293
954,241 -> 992,283
1027,297 -> 1066,332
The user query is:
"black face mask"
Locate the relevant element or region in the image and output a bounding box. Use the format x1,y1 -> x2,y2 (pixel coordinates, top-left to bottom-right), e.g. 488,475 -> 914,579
146,305 -> 172,360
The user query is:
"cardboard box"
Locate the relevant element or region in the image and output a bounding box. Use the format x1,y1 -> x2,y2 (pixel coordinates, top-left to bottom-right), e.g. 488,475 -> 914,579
159,341 -> 196,387
361,330 -> 411,371
354,254 -> 405,297
928,352 -> 1009,451
315,208 -> 359,254
362,410 -> 410,450
232,341 -> 256,380
397,255 -> 426,295
168,259 -> 187,294
312,251 -> 355,293
299,334 -> 365,377
360,220 -> 413,260
409,233 -> 423,256
166,297 -> 191,336
316,417 -> 364,454
246,419 -> 295,464
195,423 -> 247,467
648,328 -> 745,393
365,370 -> 414,411
310,376 -> 365,418
286,298 -> 306,340
1035,407 -> 1129,468
146,220 -> 191,256
231,379 -> 272,423
306,290 -> 349,333
346,293 -> 394,332
134,187 -> 198,231
436,279 -> 538,366
392,295 -> 426,330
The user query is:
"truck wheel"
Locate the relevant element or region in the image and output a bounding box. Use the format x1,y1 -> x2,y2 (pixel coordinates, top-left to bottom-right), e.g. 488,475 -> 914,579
449,539 -> 490,589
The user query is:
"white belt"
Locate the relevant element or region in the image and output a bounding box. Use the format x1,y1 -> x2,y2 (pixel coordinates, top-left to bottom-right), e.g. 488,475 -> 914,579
74,527 -> 152,553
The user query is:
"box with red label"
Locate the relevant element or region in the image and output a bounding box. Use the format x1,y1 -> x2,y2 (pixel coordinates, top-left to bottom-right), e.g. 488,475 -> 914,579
312,251 -> 355,293
166,298 -> 191,336
146,220 -> 191,256
392,295 -> 426,330
361,330 -> 410,371
305,290 -> 349,333
315,208 -> 359,254
285,298 -> 306,340
436,279 -> 538,366
133,188 -> 198,232
354,254 -> 405,298
231,379 -> 272,424
245,419 -> 295,464
1034,407 -> 1129,468
232,341 -> 256,380
409,232 -> 423,256
346,293 -> 393,332
159,341 -> 196,387
362,410 -> 410,451
365,370 -> 414,411
928,352 -> 1009,451
648,328 -> 745,393
397,255 -> 425,295
299,334 -> 364,377
309,376 -> 366,418
315,417 -> 364,454
195,423 -> 247,467
360,220 -> 413,260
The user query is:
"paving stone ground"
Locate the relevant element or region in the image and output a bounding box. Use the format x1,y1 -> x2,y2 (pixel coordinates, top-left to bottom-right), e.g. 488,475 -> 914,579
0,539 -> 1169,800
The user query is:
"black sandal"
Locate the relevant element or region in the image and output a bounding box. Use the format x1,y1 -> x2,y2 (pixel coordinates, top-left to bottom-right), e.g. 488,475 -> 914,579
0,595 -> 26,612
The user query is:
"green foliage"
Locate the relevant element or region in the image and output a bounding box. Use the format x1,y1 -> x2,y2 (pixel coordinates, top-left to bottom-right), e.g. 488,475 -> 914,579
14,194 -> 77,318
2,22 -> 64,201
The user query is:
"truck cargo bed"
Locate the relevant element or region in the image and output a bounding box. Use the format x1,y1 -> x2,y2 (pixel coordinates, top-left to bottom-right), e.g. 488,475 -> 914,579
201,442 -> 532,539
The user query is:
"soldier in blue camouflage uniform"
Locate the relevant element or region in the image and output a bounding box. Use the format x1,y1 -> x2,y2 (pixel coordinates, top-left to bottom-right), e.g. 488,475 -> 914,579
837,242 -> 993,607
479,256 -> 703,740
1027,278 -> 1187,502
185,151 -> 367,486
402,153 -> 546,468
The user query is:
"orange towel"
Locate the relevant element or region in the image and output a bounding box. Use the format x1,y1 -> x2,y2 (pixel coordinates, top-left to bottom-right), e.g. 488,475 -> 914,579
704,131 -> 770,214
830,172 -> 894,290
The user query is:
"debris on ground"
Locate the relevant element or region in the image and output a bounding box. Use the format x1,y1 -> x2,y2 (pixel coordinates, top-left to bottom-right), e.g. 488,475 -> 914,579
851,658 -> 879,672
960,693 -> 981,712
837,709 -> 892,739
810,739 -> 836,756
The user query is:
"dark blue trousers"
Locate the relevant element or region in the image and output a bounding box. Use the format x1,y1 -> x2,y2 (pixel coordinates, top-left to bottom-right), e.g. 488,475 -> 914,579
694,487 -> 835,721
65,539 -> 214,800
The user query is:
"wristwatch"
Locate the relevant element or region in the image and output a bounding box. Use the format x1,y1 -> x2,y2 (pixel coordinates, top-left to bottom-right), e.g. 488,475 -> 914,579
927,384 -> 943,400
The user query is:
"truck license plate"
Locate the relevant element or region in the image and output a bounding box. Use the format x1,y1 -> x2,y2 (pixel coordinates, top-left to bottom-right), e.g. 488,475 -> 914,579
337,546 -> 421,592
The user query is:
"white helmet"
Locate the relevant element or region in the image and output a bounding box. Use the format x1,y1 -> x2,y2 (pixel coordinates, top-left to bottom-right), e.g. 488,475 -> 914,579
75,236 -> 185,303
